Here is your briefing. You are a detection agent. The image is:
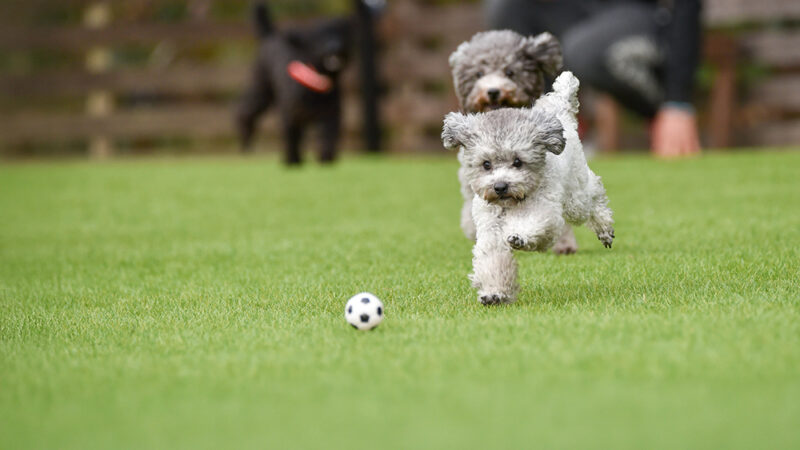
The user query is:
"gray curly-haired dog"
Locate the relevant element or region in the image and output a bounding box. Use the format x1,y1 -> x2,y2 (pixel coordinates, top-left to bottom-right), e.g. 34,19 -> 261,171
449,30 -> 585,255
449,30 -> 562,113
442,72 -> 614,305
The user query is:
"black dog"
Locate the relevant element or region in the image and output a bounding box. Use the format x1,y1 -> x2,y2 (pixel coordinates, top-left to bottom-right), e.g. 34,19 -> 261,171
236,2 -> 352,164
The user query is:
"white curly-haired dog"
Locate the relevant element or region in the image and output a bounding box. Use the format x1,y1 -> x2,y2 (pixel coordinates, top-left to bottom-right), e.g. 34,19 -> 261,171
442,72 -> 615,305
449,30 -> 585,255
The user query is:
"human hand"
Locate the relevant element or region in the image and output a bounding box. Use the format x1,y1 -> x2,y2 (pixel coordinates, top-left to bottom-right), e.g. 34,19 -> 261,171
651,106 -> 701,158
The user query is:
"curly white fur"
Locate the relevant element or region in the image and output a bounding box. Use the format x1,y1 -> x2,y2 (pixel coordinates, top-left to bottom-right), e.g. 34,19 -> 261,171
443,72 -> 615,305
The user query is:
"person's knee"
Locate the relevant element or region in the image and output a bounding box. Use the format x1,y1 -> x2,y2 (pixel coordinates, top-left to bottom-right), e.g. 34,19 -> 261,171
561,28 -> 603,83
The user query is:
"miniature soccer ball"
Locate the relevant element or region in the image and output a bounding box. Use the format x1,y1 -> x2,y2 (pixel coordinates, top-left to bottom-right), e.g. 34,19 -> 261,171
345,292 -> 384,331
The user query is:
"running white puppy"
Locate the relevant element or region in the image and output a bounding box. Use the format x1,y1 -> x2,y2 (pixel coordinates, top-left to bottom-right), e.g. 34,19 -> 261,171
442,72 -> 615,305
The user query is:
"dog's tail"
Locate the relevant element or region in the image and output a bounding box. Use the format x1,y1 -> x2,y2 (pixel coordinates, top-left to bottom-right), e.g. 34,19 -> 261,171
253,2 -> 274,38
550,71 -> 580,116
531,70 -> 582,158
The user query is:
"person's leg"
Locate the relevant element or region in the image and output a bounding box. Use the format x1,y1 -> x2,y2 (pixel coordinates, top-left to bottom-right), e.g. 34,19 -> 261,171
561,2 -> 663,118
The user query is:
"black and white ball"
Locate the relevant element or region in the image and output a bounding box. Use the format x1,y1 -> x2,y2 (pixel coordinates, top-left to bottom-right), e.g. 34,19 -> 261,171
345,292 -> 384,331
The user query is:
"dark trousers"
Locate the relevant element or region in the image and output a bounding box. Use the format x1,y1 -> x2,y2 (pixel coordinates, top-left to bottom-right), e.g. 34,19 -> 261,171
486,0 -> 665,117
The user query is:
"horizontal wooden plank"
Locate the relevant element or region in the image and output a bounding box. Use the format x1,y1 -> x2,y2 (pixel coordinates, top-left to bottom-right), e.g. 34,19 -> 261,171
0,65 -> 249,97
0,106 -> 245,143
0,91 -> 453,144
381,48 -> 451,84
747,120 -> 800,146
3,7 -> 480,52
0,21 -> 253,50
0,0 -> 325,20
0,51 -> 452,99
0,0 -> 191,9
384,93 -> 457,125
703,32 -> 737,61
748,76 -> 800,111
0,105 -> 361,143
0,65 -> 362,99
381,3 -> 482,40
742,31 -> 800,68
704,0 -> 800,26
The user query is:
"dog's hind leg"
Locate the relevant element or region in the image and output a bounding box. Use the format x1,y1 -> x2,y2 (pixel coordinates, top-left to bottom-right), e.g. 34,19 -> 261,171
317,114 -> 340,164
283,120 -> 304,165
236,86 -> 273,151
582,174 -> 615,248
552,224 -> 578,255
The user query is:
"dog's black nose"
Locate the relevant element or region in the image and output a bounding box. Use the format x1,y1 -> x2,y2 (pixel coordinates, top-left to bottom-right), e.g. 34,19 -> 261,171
494,182 -> 509,195
487,88 -> 500,101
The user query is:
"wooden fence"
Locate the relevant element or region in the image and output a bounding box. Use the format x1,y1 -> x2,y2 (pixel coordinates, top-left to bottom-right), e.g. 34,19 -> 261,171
0,0 -> 798,157
0,0 -> 482,156
702,0 -> 800,146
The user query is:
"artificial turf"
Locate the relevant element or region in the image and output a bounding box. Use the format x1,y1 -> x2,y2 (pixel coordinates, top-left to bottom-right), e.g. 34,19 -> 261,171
1,151 -> 798,449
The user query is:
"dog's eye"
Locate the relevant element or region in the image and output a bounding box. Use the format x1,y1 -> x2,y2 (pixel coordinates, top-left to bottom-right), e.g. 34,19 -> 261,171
512,158 -> 523,168
505,68 -> 514,77
482,161 -> 492,171
475,70 -> 484,79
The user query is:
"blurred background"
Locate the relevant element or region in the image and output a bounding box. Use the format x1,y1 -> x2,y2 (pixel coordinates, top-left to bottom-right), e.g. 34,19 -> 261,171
0,0 -> 798,159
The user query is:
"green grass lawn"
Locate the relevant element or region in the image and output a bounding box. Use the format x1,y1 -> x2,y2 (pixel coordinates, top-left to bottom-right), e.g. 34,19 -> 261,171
1,151 -> 799,449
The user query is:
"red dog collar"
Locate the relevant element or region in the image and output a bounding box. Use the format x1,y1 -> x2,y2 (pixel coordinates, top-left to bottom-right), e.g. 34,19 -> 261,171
287,60 -> 333,93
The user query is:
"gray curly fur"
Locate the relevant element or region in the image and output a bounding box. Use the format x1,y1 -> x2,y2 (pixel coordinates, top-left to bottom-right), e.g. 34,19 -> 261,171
449,30 -> 563,113
449,30 -> 572,253
443,72 -> 615,305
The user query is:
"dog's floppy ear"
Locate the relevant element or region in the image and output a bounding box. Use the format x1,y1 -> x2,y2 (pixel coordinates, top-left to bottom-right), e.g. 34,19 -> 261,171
533,114 -> 566,155
448,41 -> 469,69
522,32 -> 563,77
442,112 -> 475,150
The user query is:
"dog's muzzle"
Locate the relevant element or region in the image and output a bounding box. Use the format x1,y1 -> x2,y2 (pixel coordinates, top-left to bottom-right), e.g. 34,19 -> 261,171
481,183 -> 525,203
470,73 -> 527,112
477,96 -> 514,111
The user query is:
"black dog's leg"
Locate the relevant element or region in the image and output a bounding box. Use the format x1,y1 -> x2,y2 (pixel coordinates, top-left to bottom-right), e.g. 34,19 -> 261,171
284,120 -> 304,165
235,86 -> 272,152
318,113 -> 341,163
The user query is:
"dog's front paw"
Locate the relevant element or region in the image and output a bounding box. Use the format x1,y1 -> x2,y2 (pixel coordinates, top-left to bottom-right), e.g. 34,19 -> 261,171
478,292 -> 514,305
507,234 -> 526,250
597,229 -> 615,248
